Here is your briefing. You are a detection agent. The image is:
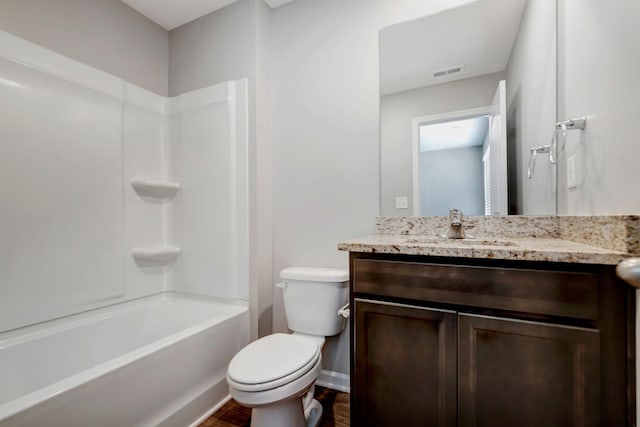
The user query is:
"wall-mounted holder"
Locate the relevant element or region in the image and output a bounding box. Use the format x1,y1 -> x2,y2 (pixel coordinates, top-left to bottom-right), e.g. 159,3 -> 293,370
131,179 -> 180,199
527,144 -> 552,179
616,258 -> 640,289
527,116 -> 587,179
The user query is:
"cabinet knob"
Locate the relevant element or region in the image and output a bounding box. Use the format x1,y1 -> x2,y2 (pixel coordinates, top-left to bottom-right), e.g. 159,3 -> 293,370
616,258 -> 640,288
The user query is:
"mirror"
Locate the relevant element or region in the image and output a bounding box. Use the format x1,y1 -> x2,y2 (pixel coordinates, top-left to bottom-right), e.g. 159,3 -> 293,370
380,0 -> 557,216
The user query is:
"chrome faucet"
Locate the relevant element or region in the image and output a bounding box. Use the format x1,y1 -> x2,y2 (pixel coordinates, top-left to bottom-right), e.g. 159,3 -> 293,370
443,208 -> 466,239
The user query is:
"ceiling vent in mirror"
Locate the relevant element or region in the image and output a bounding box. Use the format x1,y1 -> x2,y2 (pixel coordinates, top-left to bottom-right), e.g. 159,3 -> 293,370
432,65 -> 465,78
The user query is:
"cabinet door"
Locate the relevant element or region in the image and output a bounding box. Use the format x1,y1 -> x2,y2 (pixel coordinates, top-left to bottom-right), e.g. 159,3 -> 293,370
354,299 -> 457,427
458,314 -> 600,427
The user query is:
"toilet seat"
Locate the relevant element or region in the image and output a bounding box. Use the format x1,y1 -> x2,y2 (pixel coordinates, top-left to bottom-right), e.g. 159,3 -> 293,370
229,356 -> 322,407
227,333 -> 321,393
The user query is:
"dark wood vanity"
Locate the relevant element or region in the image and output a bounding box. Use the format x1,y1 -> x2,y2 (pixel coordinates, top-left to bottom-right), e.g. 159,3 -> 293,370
349,252 -> 636,427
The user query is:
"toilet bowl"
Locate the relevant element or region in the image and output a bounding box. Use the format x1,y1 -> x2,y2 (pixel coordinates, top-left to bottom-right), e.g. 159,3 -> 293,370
226,267 -> 349,427
227,333 -> 323,427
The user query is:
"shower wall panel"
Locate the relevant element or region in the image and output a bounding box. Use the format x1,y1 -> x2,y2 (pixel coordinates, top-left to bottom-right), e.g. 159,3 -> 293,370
167,81 -> 249,301
0,52 -> 125,332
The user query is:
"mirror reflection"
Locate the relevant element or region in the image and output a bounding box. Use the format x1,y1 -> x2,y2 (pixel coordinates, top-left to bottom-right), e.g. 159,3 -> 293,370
380,0 -> 557,216
419,115 -> 490,216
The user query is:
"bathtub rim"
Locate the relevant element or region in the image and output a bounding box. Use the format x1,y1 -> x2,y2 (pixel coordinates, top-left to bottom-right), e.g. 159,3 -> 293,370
0,291 -> 248,422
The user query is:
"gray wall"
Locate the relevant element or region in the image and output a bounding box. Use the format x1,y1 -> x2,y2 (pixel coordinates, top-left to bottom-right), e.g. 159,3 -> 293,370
168,0 -> 256,96
254,0 -> 273,340
0,0 -> 168,95
380,72 -> 505,216
505,0 -> 556,215
559,0 -> 640,215
421,146 -> 484,216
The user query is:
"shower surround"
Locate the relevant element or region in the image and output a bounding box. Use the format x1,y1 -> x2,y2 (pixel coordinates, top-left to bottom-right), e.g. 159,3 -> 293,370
0,31 -> 250,426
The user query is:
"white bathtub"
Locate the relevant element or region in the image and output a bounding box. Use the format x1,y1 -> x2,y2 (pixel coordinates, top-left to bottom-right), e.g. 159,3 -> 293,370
0,293 -> 249,427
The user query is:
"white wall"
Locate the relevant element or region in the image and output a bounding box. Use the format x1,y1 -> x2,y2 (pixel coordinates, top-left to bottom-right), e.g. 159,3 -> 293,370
558,0 -> 640,215
505,0 -> 556,215
270,0 -> 476,376
380,72 -> 505,216
0,0 -> 168,95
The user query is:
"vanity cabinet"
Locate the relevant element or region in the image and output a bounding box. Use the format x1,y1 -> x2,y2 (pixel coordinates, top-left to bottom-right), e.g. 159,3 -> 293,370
350,252 -> 635,427
354,300 -> 457,427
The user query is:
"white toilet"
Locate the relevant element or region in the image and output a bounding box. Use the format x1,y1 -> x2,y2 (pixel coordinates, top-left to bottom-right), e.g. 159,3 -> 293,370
226,266 -> 349,427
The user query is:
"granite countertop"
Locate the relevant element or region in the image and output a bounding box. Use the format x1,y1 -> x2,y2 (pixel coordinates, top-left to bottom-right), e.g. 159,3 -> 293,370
338,216 -> 640,265
338,234 -> 631,264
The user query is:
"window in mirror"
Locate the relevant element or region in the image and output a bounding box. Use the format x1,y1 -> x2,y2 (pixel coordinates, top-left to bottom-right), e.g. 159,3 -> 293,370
417,115 -> 489,216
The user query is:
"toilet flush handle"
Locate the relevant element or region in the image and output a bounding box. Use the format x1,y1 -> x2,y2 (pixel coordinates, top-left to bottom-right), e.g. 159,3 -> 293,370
276,281 -> 287,289
338,303 -> 350,319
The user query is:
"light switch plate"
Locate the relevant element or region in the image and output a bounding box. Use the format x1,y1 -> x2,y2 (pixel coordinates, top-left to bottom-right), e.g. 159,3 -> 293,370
396,196 -> 408,209
567,155 -> 577,189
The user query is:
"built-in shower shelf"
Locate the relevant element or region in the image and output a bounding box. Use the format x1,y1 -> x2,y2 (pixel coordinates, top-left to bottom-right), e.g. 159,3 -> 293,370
131,246 -> 181,264
131,179 -> 180,199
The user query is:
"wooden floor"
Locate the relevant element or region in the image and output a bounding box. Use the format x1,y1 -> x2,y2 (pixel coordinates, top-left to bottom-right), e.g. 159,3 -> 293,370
200,386 -> 349,427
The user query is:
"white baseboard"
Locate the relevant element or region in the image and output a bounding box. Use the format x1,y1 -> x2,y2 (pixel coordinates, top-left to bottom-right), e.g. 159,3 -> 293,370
188,394 -> 232,427
316,370 -> 350,393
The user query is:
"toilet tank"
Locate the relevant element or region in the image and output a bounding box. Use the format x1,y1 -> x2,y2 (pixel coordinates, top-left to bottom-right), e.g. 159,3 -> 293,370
278,267 -> 349,337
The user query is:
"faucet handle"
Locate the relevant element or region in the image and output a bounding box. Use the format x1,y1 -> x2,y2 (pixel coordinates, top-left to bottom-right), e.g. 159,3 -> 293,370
449,208 -> 463,224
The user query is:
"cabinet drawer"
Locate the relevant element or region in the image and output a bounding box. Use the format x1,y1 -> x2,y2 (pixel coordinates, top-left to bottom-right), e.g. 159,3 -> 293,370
353,258 -> 599,320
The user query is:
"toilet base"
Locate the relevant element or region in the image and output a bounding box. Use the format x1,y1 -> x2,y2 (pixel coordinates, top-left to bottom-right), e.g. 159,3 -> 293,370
249,396 -> 323,427
250,397 -> 303,427
246,387 -> 322,427
304,398 -> 323,427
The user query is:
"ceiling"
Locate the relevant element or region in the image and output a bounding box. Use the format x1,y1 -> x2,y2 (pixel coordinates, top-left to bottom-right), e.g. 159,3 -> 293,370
379,0 -> 527,95
420,116 -> 489,152
123,0 -> 527,91
121,0 -> 296,30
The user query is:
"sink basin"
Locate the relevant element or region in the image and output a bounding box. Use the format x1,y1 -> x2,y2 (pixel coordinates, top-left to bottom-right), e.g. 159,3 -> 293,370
404,237 -> 519,248
457,239 -> 518,247
403,237 -> 446,245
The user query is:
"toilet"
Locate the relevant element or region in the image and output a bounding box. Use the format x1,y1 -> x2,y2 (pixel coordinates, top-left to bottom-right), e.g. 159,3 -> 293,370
226,267 -> 349,427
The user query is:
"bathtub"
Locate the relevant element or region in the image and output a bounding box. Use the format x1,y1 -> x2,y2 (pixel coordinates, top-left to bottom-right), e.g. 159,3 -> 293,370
0,293 -> 249,427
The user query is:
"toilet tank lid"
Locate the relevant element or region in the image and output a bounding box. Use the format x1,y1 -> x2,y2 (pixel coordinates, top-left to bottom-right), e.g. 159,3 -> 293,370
280,266 -> 349,282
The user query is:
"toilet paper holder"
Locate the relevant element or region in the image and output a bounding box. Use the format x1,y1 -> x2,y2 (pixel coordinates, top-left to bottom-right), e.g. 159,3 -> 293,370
617,258 -> 640,289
